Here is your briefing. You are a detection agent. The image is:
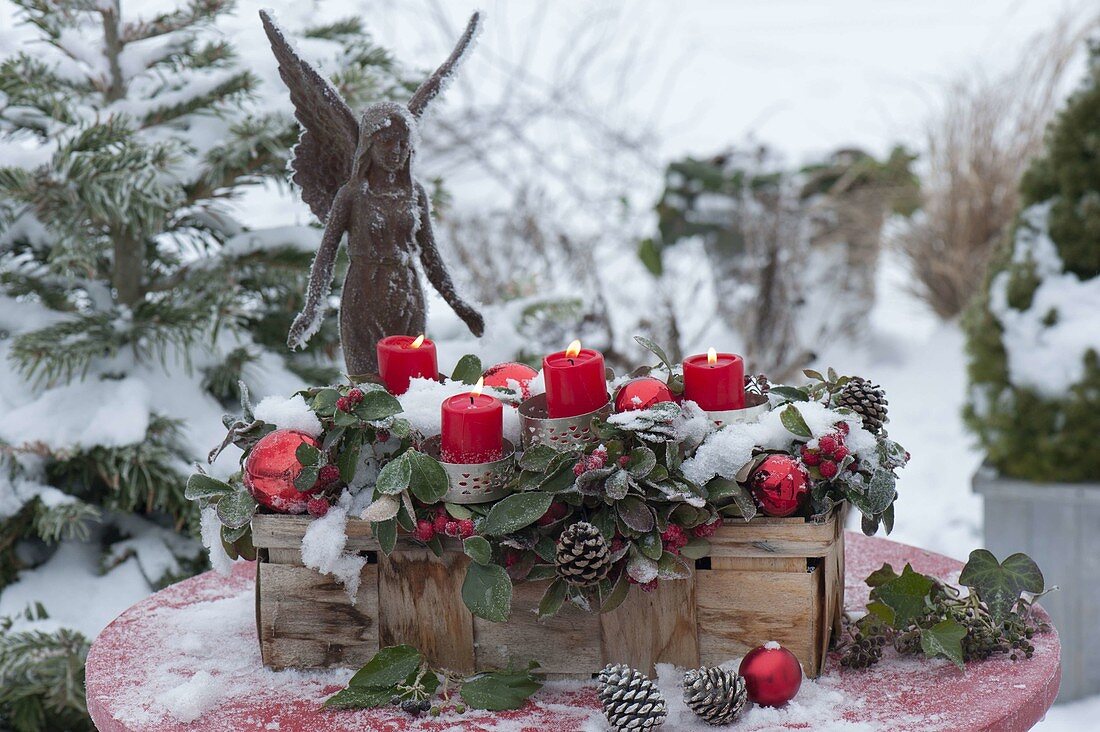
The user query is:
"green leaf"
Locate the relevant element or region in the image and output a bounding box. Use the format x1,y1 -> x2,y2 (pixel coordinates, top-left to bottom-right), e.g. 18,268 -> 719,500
221,523 -> 249,544
958,549 -> 1045,624
373,519 -> 397,555
461,562 -> 513,622
625,446 -> 657,478
657,551 -> 693,580
920,619 -> 967,669
460,669 -> 543,711
445,503 -> 474,519
638,237 -> 663,276
295,441 -> 322,467
185,474 -> 234,501
779,404 -> 812,438
463,536 -> 493,566
406,450 -> 449,503
376,454 -> 413,495
519,444 -> 560,472
538,578 -> 567,619
633,335 -> 675,373
356,389 -> 403,422
617,496 -> 654,533
865,563 -> 899,588
348,645 -> 422,689
680,537 -> 711,560
526,564 -> 558,582
323,685 -> 395,709
480,492 -> 554,536
605,469 -> 631,500
451,354 -> 484,385
337,432 -> 362,484
294,464 -> 320,492
769,385 -> 808,402
600,569 -> 631,613
638,531 -> 663,560
311,388 -> 341,416
864,470 -> 897,515
872,564 -> 935,629
216,490 -> 257,530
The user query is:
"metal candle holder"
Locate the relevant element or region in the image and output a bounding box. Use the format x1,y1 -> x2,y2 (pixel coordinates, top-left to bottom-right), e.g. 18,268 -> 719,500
421,435 -> 516,504
518,393 -> 612,451
707,391 -> 771,427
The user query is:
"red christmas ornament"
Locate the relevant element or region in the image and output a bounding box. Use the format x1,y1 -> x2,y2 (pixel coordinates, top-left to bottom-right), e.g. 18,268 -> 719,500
614,376 -> 675,412
243,429 -> 322,514
482,362 -> 538,399
738,642 -> 803,707
750,454 -> 810,517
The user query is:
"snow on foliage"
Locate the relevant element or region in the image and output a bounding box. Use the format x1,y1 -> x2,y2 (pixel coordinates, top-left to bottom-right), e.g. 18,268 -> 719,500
253,394 -> 324,437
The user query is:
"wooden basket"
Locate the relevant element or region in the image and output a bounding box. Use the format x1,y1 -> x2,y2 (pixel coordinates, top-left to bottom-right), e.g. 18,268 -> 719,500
252,510 -> 844,678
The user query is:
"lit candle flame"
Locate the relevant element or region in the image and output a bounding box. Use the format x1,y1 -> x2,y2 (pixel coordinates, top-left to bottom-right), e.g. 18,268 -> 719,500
565,339 -> 582,358
470,376 -> 485,398
410,334 -> 425,349
707,347 -> 717,365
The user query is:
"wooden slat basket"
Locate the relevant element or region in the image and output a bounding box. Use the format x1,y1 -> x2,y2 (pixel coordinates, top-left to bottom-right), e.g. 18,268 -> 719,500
252,510 -> 844,679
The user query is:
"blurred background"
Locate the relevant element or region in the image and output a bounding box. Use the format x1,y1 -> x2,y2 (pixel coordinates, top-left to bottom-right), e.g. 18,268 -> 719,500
0,0 -> 1097,729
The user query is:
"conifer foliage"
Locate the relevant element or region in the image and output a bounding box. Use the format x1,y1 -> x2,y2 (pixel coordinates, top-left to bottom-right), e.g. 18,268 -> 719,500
0,2 -> 412,728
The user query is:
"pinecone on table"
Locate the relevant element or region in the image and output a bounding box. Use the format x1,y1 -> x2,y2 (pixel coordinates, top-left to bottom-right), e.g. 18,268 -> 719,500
837,376 -> 888,433
682,666 -> 748,725
555,521 -> 612,586
597,663 -> 667,731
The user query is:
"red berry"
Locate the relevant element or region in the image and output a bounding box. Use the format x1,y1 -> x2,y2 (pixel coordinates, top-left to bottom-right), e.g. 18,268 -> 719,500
317,464 -> 340,485
444,520 -> 460,537
306,497 -> 330,517
347,387 -> 364,404
832,445 -> 849,461
537,502 -> 568,526
432,514 -> 448,533
589,447 -> 608,469
573,460 -> 587,476
618,455 -> 630,468
375,429 -> 391,442
610,537 -> 625,553
818,435 -> 838,457
639,579 -> 659,593
819,460 -> 839,479
848,460 -> 859,473
336,396 -> 351,412
504,551 -> 520,568
458,519 -> 476,538
661,524 -> 688,551
693,519 -> 721,538
837,421 -> 850,435
413,519 -> 435,542
800,446 -> 821,466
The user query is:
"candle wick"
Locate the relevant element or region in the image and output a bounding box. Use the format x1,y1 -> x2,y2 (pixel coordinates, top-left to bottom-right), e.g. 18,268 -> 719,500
469,395 -> 474,405
568,358 -> 574,366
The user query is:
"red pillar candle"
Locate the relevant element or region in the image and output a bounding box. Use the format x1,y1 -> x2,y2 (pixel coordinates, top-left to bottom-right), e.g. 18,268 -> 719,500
377,334 -> 438,395
683,347 -> 745,411
542,340 -> 608,418
441,378 -> 504,464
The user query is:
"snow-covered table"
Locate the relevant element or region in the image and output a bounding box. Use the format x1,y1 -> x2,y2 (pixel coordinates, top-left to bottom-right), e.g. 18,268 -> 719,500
86,532 -> 1060,732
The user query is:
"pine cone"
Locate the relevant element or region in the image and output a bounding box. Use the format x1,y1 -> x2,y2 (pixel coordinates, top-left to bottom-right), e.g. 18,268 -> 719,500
597,663 -> 667,731
838,376 -> 888,433
682,666 -> 748,725
555,521 -> 612,586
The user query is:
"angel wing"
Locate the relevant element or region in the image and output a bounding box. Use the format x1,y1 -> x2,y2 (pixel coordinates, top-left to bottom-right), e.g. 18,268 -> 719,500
260,10 -> 359,222
407,12 -> 482,118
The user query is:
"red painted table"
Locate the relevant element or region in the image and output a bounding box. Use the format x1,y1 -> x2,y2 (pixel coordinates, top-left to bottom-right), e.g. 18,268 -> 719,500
86,533 -> 1060,732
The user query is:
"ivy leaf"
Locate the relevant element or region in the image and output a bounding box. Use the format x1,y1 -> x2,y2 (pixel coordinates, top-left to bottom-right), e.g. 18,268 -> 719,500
865,563 -> 899,588
460,667 -> 542,711
376,454 -> 413,495
872,563 -> 934,629
323,686 -> 395,709
185,474 -> 234,501
461,562 -> 513,622
463,536 -> 493,566
348,645 -> 422,689
779,405 -> 812,438
538,578 -> 567,619
920,619 -> 967,669
295,441 -> 322,467
633,335 -> 675,373
373,519 -> 397,555
451,354 -> 484,384
519,444 -> 560,472
406,450 -> 449,503
480,492 -> 554,536
216,490 -> 257,530
617,496 -> 655,533
958,550 -> 1045,624
356,390 -> 403,422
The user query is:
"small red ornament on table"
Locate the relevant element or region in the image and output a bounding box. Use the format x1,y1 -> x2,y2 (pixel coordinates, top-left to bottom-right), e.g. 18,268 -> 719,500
440,377 -> 504,464
482,361 -> 538,400
376,334 -> 438,395
750,454 -> 810,517
613,376 -> 675,412
542,340 -> 608,418
739,641 -> 803,707
243,429 -> 322,514
682,347 -> 745,410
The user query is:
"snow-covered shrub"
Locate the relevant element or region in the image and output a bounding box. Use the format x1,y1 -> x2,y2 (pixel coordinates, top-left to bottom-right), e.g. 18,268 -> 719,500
964,42 -> 1100,482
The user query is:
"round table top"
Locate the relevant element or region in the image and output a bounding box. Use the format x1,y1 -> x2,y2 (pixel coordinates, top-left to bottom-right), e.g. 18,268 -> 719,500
86,532 -> 1060,732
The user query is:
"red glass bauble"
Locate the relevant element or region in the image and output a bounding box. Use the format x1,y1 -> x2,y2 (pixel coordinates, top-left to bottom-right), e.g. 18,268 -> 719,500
244,429 -> 321,514
749,454 -> 810,517
738,643 -> 803,707
482,362 -> 539,399
614,377 -> 675,412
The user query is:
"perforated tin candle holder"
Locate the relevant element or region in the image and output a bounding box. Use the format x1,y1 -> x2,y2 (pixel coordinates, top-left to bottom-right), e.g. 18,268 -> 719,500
518,393 -> 612,451
421,435 -> 516,504
708,391 -> 771,428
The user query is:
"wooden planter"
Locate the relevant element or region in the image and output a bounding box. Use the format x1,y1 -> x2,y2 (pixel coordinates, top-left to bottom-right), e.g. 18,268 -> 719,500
252,510 -> 844,679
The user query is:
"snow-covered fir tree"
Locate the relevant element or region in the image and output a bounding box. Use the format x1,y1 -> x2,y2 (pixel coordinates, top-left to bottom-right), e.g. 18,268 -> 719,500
0,1 -> 416,728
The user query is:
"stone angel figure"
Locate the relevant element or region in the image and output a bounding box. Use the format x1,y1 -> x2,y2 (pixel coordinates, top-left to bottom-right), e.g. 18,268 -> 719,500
260,10 -> 485,377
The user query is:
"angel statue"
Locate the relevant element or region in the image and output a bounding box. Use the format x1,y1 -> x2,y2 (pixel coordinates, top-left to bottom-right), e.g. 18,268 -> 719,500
260,10 -> 485,377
